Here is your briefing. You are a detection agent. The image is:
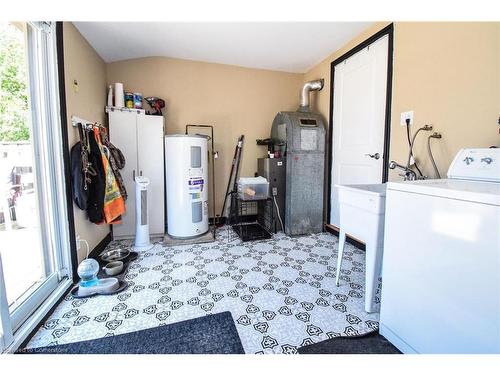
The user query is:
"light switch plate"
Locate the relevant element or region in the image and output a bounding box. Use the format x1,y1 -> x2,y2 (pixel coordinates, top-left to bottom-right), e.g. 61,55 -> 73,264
400,111 -> 414,126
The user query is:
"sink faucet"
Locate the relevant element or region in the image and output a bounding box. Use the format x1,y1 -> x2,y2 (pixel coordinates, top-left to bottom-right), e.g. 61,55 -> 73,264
389,161 -> 418,181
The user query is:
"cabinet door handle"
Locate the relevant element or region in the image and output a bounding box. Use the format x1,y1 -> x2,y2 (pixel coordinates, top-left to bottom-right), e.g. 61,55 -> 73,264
140,170 -> 143,176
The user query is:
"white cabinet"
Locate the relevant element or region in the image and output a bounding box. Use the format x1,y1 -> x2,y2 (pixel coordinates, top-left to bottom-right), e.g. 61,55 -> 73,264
108,108 -> 164,239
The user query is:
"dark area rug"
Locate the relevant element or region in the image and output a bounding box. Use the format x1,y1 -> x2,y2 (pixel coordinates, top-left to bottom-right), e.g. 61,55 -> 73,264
298,330 -> 401,354
18,311 -> 245,354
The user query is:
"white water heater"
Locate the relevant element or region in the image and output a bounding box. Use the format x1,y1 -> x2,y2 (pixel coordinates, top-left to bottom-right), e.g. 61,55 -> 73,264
134,176 -> 153,250
165,135 -> 209,238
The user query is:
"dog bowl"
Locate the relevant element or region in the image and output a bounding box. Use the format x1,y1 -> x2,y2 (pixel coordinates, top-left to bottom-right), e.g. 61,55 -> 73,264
100,248 -> 130,262
103,261 -> 124,276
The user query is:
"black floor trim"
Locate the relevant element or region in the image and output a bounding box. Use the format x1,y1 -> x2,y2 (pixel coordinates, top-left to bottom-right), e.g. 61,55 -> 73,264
88,232 -> 112,259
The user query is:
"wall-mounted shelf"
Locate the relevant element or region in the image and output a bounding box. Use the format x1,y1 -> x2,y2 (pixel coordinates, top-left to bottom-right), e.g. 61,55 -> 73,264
105,106 -> 145,115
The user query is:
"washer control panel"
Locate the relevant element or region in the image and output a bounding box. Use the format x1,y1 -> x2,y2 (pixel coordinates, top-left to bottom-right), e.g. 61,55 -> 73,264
448,148 -> 500,182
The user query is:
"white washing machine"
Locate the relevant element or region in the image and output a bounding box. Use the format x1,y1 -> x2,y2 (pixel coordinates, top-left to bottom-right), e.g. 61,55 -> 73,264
379,148 -> 500,354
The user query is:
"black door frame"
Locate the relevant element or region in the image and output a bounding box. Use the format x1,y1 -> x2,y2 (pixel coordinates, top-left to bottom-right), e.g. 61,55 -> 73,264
326,23 -> 394,225
55,22 -> 79,282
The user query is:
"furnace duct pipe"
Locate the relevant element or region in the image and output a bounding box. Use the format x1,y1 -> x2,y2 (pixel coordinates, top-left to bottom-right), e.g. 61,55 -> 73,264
299,79 -> 324,112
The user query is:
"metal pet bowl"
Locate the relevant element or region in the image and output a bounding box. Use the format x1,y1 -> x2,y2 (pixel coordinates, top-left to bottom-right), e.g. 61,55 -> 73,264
100,248 -> 130,262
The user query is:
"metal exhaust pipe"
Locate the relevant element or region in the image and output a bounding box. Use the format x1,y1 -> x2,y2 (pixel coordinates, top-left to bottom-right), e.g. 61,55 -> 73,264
299,79 -> 324,112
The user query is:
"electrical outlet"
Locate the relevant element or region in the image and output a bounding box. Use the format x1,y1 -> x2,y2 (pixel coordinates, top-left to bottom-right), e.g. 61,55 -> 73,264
76,234 -> 81,252
272,187 -> 278,196
400,111 -> 414,126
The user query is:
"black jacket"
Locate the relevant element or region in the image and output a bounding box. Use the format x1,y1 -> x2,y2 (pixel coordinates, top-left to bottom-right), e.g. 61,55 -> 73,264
70,142 -> 88,210
86,132 -> 105,224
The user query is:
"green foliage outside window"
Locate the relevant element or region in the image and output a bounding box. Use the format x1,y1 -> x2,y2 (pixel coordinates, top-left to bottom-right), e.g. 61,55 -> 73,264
0,22 -> 30,142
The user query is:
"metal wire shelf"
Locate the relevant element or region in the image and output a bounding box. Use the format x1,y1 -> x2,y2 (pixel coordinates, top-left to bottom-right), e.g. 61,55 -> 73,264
228,193 -> 273,242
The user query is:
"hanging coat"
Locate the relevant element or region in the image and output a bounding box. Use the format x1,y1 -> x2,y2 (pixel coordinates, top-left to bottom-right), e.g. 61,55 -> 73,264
70,142 -> 88,210
86,129 -> 106,224
94,128 -> 126,224
101,128 -> 127,201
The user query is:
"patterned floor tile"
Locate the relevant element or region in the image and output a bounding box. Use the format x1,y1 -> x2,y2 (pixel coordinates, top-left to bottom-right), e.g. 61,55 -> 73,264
26,227 -> 380,353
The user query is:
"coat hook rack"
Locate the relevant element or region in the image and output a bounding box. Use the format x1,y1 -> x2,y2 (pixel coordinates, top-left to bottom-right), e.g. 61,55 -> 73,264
71,115 -> 93,128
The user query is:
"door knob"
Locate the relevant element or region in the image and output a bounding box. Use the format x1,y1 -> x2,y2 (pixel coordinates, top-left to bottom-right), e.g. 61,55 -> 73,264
365,152 -> 380,160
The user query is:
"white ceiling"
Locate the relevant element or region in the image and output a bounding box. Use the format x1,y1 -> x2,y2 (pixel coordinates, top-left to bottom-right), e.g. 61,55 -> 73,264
73,22 -> 372,73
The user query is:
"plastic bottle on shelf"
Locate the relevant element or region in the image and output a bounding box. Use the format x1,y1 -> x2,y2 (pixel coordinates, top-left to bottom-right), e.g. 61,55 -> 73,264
107,85 -> 113,106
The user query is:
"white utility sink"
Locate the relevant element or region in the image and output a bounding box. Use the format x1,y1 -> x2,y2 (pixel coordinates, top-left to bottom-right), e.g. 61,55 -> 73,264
335,183 -> 387,313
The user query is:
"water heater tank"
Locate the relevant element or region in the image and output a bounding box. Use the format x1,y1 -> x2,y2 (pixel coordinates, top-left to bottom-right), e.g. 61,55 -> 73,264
165,135 -> 209,238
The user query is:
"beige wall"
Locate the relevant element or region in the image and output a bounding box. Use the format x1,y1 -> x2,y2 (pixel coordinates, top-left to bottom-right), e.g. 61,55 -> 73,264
305,22 -> 500,183
106,57 -> 303,214
64,21 -> 499,248
63,23 -> 109,262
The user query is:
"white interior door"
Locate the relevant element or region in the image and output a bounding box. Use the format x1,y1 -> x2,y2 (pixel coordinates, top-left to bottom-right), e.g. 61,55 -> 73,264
137,115 -> 165,236
108,111 -> 138,238
330,35 -> 389,228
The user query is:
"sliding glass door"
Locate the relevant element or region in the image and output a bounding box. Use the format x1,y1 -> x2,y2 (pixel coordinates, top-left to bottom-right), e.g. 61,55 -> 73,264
0,21 -> 72,352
